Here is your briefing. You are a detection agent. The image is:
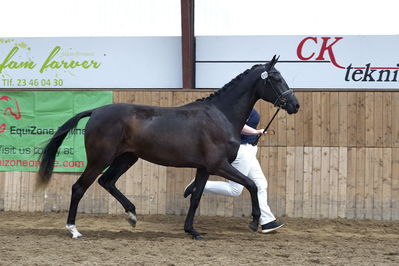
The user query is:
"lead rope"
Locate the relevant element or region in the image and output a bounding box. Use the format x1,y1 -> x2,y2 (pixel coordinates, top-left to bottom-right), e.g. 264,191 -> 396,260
251,107 -> 280,146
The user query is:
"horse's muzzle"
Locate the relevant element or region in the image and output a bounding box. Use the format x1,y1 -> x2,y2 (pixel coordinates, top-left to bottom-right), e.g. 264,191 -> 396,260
286,103 -> 300,114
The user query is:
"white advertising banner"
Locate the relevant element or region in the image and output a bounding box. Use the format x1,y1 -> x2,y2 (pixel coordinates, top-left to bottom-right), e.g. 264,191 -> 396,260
196,35 -> 399,89
2,36 -> 398,90
0,37 -> 182,89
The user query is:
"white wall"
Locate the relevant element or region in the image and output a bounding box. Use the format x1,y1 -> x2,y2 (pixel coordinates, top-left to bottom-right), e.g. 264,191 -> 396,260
0,0 -> 398,37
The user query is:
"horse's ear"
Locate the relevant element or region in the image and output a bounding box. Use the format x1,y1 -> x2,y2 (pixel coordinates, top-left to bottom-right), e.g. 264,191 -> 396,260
266,55 -> 279,71
271,55 -> 279,67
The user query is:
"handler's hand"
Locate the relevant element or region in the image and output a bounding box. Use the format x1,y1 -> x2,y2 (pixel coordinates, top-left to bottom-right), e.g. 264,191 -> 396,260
257,129 -> 275,135
257,129 -> 267,135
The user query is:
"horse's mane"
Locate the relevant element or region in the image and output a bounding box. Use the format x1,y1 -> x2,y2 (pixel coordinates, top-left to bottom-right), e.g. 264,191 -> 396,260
196,64 -> 263,102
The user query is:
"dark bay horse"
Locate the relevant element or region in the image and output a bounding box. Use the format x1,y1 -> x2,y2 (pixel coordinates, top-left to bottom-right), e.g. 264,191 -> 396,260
37,56 -> 299,240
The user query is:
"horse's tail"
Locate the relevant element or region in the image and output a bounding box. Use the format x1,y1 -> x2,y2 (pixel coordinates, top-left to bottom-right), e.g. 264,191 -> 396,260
37,109 -> 94,188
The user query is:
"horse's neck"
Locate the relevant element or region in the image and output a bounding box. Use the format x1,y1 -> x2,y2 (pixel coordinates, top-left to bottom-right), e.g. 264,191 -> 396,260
212,81 -> 259,134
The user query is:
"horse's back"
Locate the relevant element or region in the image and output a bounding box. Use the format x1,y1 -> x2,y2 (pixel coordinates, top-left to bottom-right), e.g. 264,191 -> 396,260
84,102 -> 239,169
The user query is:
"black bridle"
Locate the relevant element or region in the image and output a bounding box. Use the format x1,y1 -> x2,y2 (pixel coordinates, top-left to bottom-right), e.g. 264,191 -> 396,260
251,69 -> 294,146
264,70 -> 294,108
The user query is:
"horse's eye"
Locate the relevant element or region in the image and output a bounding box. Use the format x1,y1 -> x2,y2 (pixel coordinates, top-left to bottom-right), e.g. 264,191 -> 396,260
274,75 -> 282,82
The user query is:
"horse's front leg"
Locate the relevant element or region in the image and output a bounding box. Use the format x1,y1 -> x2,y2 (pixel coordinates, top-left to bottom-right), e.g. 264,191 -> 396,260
184,168 -> 209,240
214,161 -> 260,232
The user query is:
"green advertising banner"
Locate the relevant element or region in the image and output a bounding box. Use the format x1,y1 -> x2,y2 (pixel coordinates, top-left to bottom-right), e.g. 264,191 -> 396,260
0,91 -> 112,172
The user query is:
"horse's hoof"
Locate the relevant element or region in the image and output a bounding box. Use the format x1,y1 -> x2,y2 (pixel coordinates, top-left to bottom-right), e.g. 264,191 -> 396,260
248,221 -> 258,232
185,228 -> 203,240
193,235 -> 203,240
127,212 -> 137,228
72,233 -> 83,239
66,224 -> 83,238
127,217 -> 136,227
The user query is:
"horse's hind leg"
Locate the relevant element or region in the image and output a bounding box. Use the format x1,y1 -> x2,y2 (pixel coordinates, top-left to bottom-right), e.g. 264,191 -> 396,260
66,164 -> 107,238
98,152 -> 138,227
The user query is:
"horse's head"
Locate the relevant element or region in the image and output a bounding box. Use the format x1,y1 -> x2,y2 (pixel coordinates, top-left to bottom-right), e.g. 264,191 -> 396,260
255,55 -> 300,114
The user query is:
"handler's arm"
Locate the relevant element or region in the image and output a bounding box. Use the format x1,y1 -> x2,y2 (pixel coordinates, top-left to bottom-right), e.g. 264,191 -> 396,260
241,124 -> 265,135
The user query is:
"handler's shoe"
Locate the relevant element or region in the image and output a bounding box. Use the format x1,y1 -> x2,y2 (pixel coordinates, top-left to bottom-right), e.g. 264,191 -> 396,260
261,220 -> 284,233
184,179 -> 196,198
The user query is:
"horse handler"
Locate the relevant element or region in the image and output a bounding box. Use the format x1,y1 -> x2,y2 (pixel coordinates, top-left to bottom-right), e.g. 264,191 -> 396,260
184,108 -> 284,233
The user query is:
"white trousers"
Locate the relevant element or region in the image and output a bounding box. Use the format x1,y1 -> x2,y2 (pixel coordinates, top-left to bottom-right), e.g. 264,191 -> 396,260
204,144 -> 276,225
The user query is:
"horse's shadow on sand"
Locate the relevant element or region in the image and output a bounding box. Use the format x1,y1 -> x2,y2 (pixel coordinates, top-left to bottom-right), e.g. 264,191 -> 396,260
11,224 -> 268,241
12,228 -> 185,240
